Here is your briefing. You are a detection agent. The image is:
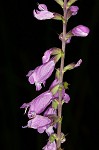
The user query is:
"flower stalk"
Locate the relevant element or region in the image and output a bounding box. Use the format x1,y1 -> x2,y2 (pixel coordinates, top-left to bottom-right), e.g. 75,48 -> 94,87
57,0 -> 68,149
20,1 -> 90,149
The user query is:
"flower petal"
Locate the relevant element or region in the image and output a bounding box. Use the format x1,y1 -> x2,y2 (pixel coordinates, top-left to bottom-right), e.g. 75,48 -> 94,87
33,10 -> 54,20
42,141 -> 56,150
63,93 -> 70,103
38,4 -> 48,11
42,49 -> 52,63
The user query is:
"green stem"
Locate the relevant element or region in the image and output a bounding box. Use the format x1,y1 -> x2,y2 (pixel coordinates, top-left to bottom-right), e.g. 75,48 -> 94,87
57,0 -> 67,149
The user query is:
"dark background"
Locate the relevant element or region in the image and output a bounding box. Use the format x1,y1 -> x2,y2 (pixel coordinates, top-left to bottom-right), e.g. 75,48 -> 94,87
0,0 -> 98,149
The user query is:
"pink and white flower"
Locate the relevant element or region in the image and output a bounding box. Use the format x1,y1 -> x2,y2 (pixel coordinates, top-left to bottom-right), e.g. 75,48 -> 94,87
20,91 -> 53,118
72,25 -> 90,37
33,4 -> 54,20
26,60 -> 55,91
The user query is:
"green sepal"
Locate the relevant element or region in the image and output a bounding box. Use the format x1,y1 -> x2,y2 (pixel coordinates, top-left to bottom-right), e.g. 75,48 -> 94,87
50,84 -> 59,95
67,0 -> 77,9
49,134 -> 58,143
59,31 -> 73,41
63,82 -> 69,89
63,63 -> 75,72
54,0 -> 64,8
58,84 -> 63,91
52,48 -> 62,55
55,68 -> 60,80
53,13 -> 65,23
52,99 -> 59,109
54,116 -> 62,124
54,53 -> 61,63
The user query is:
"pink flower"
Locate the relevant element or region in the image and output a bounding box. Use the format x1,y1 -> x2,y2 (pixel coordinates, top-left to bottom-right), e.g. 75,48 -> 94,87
27,115 -> 52,133
42,141 -> 56,150
72,25 -> 90,37
33,4 -> 54,20
26,60 -> 55,91
20,91 -> 53,118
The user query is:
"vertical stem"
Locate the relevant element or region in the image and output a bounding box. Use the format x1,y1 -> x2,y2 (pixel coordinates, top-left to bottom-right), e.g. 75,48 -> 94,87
57,0 -> 67,149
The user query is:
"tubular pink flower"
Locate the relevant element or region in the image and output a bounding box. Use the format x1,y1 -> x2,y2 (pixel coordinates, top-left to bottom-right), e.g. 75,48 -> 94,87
20,90 -> 53,118
33,4 -> 54,20
42,141 -> 56,150
72,25 -> 90,37
27,115 -> 51,133
26,60 -> 55,91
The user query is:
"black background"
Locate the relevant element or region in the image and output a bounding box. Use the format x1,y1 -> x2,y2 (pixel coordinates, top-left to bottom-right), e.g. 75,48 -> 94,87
0,0 -> 98,150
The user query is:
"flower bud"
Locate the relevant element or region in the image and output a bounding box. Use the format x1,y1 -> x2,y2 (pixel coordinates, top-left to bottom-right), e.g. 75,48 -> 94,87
63,59 -> 82,72
67,6 -> 79,20
72,25 -> 90,37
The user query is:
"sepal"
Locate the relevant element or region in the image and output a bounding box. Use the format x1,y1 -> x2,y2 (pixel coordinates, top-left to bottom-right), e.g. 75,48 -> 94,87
49,134 -> 58,142
55,68 -> 60,80
53,13 -> 65,23
50,84 -> 59,95
59,32 -> 73,42
63,82 -> 69,89
67,0 -> 78,9
52,99 -> 59,109
54,0 -> 64,8
63,63 -> 75,72
53,53 -> 62,63
51,48 -> 62,55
